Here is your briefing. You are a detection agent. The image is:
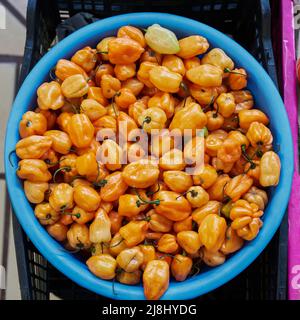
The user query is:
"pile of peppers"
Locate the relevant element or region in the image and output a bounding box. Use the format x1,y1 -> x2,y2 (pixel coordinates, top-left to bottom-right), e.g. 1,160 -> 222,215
15,24 -> 281,300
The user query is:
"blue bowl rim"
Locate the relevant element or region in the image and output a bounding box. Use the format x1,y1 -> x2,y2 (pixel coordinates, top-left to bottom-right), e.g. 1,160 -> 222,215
4,12 -> 293,300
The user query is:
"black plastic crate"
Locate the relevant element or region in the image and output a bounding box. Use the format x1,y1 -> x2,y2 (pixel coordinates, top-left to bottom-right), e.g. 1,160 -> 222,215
13,0 -> 287,300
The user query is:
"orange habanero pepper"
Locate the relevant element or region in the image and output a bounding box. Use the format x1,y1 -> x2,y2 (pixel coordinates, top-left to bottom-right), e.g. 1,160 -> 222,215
198,214 -> 227,252
16,135 -> 52,159
143,260 -> 169,300
55,59 -> 87,81
19,111 -> 47,138
153,190 -> 192,222
68,113 -> 94,148
119,220 -> 148,247
230,199 -> 263,241
108,37 -> 144,65
86,254 -> 117,280
224,174 -> 253,201
171,254 -> 193,281
61,74 -> 89,99
37,81 -> 65,110
17,159 -> 52,182
71,46 -> 97,73
44,130 -> 72,155
34,202 -> 60,225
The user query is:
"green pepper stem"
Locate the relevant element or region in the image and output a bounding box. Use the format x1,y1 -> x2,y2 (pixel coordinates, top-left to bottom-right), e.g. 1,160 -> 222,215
61,211 -> 81,219
202,96 -> 215,113
176,189 -> 197,200
96,50 -> 108,54
146,183 -> 161,196
110,238 -> 124,249
224,67 -> 247,76
241,144 -> 256,170
142,116 -> 151,129
134,189 -> 160,207
91,163 -> 108,189
53,166 -> 72,183
93,179 -> 108,188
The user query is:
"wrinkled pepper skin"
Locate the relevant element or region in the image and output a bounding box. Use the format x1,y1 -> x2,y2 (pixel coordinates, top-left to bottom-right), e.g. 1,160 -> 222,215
37,81 -> 65,110
16,135 -> 52,159
243,186 -> 268,210
122,160 -> 160,189
157,234 -> 178,254
67,223 -> 91,249
100,171 -> 128,202
246,122 -> 273,148
86,254 -> 117,280
220,226 -> 244,255
198,214 -> 227,252
192,200 -> 221,226
169,102 -> 207,135
177,230 -> 202,254
177,35 -> 209,59
17,159 -> 52,182
228,68 -> 247,90
171,254 -> 193,281
68,113 -> 94,148
71,46 -> 97,72
19,111 -> 47,138
224,174 -> 253,201
116,246 -> 144,272
153,191 -> 192,221
34,202 -> 60,225
149,66 -> 182,93
55,59 -> 87,81
119,221 -> 148,247
108,37 -> 144,65
49,183 -> 74,212
138,107 -> 167,133
76,151 -> 98,177
163,170 -> 193,193
259,151 -> 281,187
61,74 -> 89,99
143,260 -> 169,300
24,181 -> 49,204
230,199 -> 263,241
89,208 -> 112,243
200,247 -> 225,267
186,64 -> 223,87
44,130 -> 72,155
201,48 -> 234,71
73,185 -> 101,212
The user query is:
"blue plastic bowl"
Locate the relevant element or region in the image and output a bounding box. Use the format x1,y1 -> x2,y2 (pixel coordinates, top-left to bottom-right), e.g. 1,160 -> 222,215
5,13 -> 293,300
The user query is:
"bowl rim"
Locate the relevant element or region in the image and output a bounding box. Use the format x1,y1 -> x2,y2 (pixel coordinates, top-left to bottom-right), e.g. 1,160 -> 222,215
4,12 -> 293,300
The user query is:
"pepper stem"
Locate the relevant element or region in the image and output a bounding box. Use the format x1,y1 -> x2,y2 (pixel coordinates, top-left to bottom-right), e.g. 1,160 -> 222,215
142,116 -> 151,129
91,163 -> 107,189
53,166 -> 72,183
241,144 -> 256,170
134,189 -> 160,207
96,50 -> 108,54
224,67 -> 247,76
146,183 -> 161,196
